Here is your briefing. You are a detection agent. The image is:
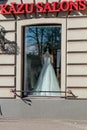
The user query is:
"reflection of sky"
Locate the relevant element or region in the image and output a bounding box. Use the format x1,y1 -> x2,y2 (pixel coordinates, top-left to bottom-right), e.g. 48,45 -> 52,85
25,27 -> 47,45
25,26 -> 61,54
25,26 -> 61,45
25,27 -> 36,45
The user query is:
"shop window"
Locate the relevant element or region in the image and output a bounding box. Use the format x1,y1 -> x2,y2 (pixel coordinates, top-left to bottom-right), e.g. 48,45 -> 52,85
24,25 -> 61,96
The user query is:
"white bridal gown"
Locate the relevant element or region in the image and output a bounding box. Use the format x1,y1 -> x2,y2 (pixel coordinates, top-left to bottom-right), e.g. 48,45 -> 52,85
34,53 -> 60,96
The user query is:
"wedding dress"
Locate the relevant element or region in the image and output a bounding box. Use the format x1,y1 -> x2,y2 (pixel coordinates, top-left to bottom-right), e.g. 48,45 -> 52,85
33,51 -> 60,96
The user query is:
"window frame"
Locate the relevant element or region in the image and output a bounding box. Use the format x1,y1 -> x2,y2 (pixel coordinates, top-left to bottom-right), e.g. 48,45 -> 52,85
16,18 -> 66,98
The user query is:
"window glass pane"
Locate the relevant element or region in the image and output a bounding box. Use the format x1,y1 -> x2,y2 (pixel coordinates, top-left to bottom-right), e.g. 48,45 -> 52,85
24,25 -> 61,96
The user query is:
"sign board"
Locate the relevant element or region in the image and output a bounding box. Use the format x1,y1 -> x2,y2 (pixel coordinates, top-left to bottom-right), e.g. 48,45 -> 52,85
0,0 -> 86,15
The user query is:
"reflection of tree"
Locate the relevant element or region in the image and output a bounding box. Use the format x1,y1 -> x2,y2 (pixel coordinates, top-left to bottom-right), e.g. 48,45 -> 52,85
26,27 -> 45,57
45,27 -> 61,50
25,26 -> 61,92
26,26 -> 61,57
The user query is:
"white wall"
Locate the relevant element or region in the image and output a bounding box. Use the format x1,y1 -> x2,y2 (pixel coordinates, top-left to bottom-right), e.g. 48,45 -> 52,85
0,0 -> 87,98
67,17 -> 87,98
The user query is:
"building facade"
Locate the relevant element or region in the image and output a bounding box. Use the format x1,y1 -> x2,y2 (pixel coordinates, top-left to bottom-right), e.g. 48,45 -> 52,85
0,0 -> 87,99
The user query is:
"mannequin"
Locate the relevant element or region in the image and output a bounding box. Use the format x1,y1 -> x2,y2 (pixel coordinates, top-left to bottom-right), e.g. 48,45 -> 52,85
33,47 -> 60,96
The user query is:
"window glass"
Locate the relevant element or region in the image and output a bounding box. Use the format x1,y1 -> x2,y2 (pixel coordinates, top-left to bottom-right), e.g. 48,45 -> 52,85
24,25 -> 61,96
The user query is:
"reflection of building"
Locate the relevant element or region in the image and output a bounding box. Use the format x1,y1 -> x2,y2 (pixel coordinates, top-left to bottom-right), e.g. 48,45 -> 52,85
26,44 -> 38,55
0,0 -> 87,119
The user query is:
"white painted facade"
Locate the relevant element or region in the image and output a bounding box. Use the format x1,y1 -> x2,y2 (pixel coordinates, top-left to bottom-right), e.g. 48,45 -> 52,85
0,0 -> 87,99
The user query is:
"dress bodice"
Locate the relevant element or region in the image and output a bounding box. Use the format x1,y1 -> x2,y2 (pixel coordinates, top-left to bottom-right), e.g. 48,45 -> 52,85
43,55 -> 51,65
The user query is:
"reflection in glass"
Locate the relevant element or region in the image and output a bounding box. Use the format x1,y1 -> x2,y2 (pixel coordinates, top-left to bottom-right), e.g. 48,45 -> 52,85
24,25 -> 61,96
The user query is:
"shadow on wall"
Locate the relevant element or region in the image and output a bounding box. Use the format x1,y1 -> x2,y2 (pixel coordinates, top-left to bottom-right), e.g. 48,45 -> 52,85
0,25 -> 20,54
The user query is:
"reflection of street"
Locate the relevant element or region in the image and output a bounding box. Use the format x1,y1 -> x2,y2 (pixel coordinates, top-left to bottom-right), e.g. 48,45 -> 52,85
0,119 -> 87,130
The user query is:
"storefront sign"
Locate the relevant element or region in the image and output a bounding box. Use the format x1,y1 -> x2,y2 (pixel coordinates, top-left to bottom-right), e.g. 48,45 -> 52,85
0,0 -> 86,15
